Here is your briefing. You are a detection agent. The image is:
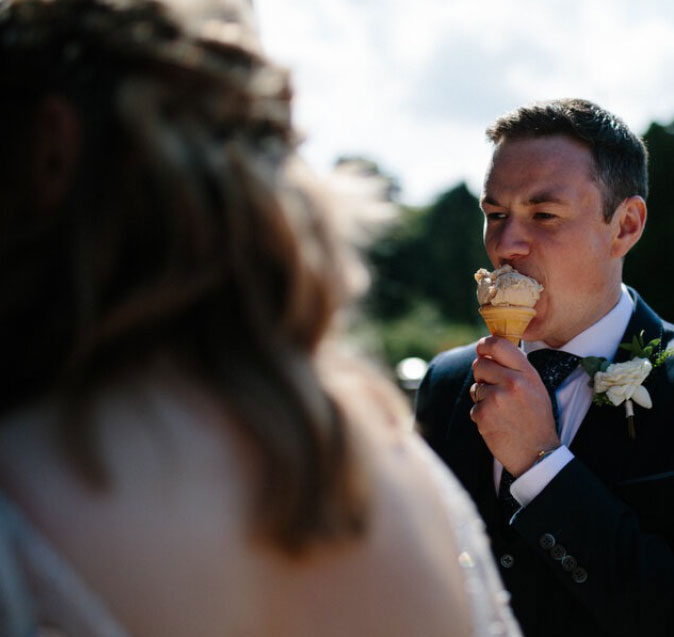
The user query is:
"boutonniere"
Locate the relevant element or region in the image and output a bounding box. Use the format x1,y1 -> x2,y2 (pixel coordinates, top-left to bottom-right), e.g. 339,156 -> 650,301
581,331 -> 672,439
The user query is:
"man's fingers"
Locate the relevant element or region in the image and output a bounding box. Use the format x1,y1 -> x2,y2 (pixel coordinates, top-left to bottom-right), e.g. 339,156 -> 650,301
472,356 -> 510,385
475,335 -> 529,370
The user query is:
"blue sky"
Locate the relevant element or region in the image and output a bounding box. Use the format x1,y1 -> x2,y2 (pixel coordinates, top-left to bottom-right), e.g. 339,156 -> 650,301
254,0 -> 674,205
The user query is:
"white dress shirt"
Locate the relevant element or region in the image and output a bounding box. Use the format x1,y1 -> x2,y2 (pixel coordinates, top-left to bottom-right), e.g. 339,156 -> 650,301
494,284 -> 634,510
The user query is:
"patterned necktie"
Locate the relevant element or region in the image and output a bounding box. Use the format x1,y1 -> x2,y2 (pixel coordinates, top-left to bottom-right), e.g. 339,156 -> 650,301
498,349 -> 580,521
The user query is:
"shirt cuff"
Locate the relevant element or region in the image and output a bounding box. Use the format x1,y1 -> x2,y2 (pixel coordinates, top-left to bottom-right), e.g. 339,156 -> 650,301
510,446 -> 575,508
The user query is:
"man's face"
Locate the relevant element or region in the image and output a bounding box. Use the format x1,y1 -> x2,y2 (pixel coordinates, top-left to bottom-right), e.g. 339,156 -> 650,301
480,134 -> 624,348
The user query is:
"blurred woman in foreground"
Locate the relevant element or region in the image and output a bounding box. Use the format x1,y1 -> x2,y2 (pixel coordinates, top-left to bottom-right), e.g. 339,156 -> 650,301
0,0 -> 520,634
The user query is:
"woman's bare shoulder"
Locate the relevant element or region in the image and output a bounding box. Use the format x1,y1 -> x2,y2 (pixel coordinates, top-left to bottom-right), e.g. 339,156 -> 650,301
0,362 -> 493,637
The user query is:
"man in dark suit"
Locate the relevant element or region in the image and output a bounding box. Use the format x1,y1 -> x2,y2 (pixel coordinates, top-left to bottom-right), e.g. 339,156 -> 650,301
416,98 -> 674,637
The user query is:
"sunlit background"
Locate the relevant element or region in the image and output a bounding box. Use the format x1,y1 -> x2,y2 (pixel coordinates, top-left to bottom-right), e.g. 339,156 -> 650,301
253,0 -> 674,388
255,0 -> 674,205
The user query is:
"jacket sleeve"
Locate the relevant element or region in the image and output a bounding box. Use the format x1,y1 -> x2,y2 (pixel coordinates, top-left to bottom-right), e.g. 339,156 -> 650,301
512,457 -> 674,637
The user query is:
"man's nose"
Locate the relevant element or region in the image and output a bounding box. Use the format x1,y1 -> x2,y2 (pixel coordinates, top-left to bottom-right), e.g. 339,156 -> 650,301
492,218 -> 531,260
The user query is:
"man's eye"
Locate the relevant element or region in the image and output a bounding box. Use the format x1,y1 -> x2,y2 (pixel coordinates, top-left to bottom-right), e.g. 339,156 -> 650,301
534,212 -> 555,220
485,212 -> 507,221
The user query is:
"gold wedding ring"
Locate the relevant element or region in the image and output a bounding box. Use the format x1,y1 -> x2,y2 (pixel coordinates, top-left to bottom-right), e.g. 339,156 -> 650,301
475,383 -> 483,403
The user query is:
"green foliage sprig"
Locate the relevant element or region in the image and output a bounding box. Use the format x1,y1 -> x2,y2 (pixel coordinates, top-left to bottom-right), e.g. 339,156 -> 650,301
618,331 -> 666,363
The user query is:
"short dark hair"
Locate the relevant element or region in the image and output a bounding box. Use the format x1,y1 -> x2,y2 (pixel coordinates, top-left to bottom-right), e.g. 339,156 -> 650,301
486,98 -> 649,221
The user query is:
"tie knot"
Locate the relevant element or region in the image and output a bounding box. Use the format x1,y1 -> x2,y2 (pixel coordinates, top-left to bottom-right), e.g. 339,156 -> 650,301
527,349 -> 580,392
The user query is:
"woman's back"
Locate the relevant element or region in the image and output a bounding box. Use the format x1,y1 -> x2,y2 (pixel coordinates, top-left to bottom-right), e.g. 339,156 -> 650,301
0,359 -> 516,636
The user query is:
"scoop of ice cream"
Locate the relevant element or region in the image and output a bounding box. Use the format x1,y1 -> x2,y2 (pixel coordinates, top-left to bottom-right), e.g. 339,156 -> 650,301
474,265 -> 543,308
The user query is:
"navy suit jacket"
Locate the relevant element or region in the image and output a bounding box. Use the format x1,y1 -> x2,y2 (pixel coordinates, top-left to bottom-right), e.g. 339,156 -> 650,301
416,289 -> 674,637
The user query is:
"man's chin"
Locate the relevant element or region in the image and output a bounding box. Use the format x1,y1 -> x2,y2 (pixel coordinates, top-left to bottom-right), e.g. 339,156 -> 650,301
522,324 -> 563,347
522,320 -> 542,344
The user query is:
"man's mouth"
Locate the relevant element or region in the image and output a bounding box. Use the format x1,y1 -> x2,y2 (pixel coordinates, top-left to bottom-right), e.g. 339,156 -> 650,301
499,261 -> 541,283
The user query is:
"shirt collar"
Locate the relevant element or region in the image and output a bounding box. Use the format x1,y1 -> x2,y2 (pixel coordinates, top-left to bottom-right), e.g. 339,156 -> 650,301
523,284 -> 634,360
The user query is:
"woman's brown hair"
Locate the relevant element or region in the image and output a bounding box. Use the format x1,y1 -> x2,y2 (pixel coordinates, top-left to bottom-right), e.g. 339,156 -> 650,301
0,0 -> 389,554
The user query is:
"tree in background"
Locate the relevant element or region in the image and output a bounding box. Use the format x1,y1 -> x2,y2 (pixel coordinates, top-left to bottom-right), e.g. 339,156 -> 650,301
361,183 -> 487,368
624,121 -> 674,319
365,182 -> 487,324
334,156 -> 402,202
422,184 -> 488,322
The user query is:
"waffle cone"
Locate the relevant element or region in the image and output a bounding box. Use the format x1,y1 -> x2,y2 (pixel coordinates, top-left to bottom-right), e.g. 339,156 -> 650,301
478,305 -> 536,346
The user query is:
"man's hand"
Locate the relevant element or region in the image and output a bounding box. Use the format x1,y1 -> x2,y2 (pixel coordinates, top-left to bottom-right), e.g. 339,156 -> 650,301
470,336 -> 560,476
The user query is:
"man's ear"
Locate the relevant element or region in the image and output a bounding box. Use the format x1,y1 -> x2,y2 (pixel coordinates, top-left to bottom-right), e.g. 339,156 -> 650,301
32,95 -> 82,211
611,196 -> 647,259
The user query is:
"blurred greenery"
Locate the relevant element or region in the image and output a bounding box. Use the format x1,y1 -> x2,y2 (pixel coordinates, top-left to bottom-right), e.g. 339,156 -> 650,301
351,301 -> 487,367
350,116 -> 674,375
364,183 -> 487,325
624,120 -> 674,318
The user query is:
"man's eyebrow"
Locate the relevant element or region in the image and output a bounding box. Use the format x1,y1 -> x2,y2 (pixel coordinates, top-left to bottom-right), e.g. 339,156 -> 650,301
480,191 -> 567,208
480,195 -> 501,207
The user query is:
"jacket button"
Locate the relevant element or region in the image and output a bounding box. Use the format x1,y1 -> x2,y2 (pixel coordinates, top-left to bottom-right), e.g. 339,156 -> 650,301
561,555 -> 577,572
550,544 -> 566,560
572,567 -> 588,584
500,553 -> 515,569
539,533 -> 556,550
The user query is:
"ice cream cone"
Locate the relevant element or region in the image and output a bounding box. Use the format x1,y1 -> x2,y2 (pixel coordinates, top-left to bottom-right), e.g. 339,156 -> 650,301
478,305 -> 536,346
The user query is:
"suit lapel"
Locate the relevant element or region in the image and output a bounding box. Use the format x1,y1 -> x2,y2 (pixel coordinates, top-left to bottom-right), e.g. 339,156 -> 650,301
570,288 -> 666,485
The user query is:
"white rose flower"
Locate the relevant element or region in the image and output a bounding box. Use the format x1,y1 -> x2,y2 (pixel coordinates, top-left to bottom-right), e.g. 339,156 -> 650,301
593,357 -> 653,408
